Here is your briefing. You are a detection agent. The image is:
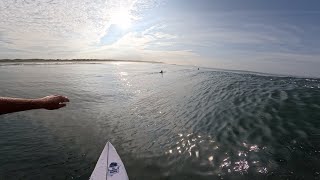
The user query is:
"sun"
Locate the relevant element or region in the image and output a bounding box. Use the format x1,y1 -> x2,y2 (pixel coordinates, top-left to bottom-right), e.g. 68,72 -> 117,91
111,8 -> 132,29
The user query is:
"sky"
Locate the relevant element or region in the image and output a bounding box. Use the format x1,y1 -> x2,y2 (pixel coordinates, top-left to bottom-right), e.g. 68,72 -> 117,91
1,0 -> 320,77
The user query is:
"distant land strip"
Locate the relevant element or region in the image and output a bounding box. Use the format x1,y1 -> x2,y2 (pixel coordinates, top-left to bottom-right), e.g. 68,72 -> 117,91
0,59 -> 163,64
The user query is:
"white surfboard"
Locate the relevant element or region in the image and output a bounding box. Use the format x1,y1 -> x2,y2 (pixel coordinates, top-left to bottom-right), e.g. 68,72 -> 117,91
90,142 -> 129,180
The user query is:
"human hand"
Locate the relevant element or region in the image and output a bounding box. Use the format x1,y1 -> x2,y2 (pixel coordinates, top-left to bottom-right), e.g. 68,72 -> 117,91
38,95 -> 70,110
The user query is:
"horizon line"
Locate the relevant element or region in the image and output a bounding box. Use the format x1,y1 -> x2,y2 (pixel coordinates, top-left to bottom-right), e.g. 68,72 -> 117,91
0,59 -> 164,64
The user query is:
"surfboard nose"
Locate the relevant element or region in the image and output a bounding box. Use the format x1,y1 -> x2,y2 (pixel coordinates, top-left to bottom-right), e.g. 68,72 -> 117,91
90,142 -> 129,180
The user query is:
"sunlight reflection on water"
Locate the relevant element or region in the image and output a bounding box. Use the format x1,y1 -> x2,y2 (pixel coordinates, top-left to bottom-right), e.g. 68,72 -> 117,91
165,133 -> 269,175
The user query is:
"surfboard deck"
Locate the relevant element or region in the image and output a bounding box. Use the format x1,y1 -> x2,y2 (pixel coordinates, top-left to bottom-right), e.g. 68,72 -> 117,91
90,142 -> 129,180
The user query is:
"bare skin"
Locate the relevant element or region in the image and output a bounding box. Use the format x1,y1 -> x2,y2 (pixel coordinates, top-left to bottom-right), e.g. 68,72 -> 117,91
0,95 -> 69,115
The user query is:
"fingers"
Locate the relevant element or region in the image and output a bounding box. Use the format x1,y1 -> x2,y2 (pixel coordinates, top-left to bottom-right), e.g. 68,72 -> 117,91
57,103 -> 66,108
52,95 -> 70,102
46,103 -> 66,110
59,96 -> 70,102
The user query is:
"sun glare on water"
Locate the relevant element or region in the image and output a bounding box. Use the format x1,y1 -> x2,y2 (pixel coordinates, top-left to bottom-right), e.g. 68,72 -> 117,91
111,8 -> 132,29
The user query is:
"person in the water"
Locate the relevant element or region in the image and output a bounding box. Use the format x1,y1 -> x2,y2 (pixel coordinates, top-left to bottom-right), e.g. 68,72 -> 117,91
0,95 -> 69,115
160,70 -> 163,73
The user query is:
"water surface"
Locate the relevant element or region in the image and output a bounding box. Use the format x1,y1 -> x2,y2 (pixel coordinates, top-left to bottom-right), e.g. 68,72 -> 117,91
0,62 -> 319,179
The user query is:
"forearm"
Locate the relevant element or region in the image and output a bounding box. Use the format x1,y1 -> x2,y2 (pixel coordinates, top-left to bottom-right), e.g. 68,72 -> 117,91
0,97 -> 43,115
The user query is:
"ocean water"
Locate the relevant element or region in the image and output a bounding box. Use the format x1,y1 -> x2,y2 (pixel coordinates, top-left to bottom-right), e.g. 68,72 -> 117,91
0,62 -> 319,180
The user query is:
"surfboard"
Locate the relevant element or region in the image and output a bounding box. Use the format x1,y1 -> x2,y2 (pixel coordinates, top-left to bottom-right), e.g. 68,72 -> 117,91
90,142 -> 129,180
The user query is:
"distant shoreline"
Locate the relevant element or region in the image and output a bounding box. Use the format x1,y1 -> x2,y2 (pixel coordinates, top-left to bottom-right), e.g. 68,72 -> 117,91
0,59 -> 163,64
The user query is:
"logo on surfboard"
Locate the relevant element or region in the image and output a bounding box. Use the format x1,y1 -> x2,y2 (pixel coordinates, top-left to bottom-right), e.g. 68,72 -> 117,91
108,162 -> 120,176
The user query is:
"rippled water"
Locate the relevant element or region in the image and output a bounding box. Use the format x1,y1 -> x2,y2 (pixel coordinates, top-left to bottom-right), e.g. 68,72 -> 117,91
0,62 -> 319,180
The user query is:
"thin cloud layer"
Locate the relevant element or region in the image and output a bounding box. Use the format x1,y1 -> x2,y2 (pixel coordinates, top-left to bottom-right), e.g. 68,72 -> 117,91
0,0 -> 159,57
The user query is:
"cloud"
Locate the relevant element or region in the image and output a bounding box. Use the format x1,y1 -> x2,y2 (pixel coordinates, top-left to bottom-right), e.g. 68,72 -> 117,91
168,20 -> 302,50
77,28 -> 200,64
0,0 -> 158,58
0,0 -> 187,61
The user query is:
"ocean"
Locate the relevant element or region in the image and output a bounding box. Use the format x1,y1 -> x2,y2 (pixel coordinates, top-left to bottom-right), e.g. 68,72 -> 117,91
0,62 -> 319,179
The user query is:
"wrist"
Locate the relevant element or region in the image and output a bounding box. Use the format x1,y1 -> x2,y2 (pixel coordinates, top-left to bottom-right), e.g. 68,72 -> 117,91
31,98 -> 45,109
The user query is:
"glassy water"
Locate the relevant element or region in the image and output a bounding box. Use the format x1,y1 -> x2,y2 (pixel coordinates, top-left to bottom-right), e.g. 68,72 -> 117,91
0,62 -> 319,179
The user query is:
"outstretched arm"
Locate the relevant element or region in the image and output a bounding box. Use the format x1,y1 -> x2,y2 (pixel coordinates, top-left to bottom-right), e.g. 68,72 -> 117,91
0,95 -> 69,115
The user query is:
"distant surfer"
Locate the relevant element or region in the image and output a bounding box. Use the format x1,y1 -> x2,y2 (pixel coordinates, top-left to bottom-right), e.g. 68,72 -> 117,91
198,68 -> 199,70
160,70 -> 163,73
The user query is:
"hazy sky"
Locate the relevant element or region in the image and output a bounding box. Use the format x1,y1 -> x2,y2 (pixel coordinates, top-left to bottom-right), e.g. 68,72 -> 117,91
1,0 -> 320,76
